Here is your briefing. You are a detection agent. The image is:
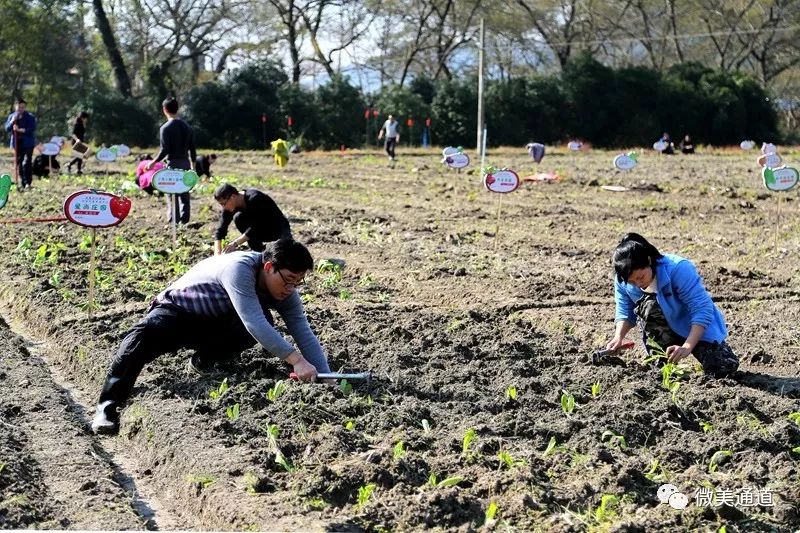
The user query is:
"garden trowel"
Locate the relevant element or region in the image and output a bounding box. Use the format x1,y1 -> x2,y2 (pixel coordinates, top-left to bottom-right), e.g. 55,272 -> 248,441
591,341 -> 635,365
289,371 -> 372,382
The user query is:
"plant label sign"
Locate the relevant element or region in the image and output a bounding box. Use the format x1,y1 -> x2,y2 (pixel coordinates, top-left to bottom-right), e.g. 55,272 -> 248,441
49,136 -> 65,146
761,142 -> 777,155
653,140 -> 668,152
484,169 -> 520,193
114,144 -> 131,157
64,190 -> 131,227
96,148 -> 117,163
763,166 -> 799,192
740,140 -> 755,150
613,152 -> 637,170
0,174 -> 12,209
568,140 -> 582,151
757,153 -> 782,168
442,148 -> 470,169
152,169 -> 198,194
39,142 -> 60,156
442,146 -> 462,157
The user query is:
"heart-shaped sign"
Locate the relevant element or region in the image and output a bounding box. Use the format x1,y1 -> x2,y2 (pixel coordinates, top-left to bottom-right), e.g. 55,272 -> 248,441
64,190 -> 131,227
653,140 -> 668,152
39,142 -> 60,156
152,169 -> 197,194
96,148 -> 117,163
761,142 -> 777,155
115,144 -> 131,157
0,174 -> 12,209
757,153 -> 782,168
484,169 -> 520,193
613,152 -> 637,170
740,140 -> 755,150
763,166 -> 799,192
568,140 -> 582,151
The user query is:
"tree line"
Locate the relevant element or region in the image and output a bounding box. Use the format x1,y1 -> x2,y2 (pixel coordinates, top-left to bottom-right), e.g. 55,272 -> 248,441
0,0 -> 791,148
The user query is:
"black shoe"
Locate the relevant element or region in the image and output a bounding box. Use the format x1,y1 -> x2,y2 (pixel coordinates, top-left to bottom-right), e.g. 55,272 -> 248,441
188,354 -> 213,375
91,401 -> 120,435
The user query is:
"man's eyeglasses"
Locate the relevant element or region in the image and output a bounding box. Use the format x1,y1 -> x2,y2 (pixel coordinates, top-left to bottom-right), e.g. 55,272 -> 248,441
217,196 -> 232,209
277,269 -> 304,290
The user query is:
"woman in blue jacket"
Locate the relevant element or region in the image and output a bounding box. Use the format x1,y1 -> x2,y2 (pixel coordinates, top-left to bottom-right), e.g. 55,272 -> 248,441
606,233 -> 739,377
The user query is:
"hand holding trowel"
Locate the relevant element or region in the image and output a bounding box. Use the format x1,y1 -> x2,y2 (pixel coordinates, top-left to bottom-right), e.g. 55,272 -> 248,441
591,340 -> 635,365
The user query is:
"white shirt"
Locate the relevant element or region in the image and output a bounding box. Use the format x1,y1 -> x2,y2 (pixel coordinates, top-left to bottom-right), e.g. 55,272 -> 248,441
383,120 -> 399,139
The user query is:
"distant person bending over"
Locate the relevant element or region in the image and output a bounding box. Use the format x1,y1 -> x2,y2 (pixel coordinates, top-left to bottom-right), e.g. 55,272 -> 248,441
213,183 -> 292,255
606,233 -> 739,378
660,132 -> 675,155
378,114 -> 400,162
67,111 -> 90,175
145,96 -> 196,225
680,135 -> 695,155
91,238 -> 331,435
4,98 -> 37,190
195,153 -> 217,178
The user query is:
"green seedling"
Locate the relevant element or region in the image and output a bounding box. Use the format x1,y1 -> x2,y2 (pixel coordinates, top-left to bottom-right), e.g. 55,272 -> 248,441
356,483 -> 376,508
393,440 -> 407,460
561,390 -> 576,414
643,338 -> 668,363
226,403 -> 240,422
264,423 -> 294,472
788,412 -> 800,426
209,378 -> 229,401
485,501 -> 499,522
505,386 -> 518,401
661,363 -> 685,405
594,494 -> 620,523
644,458 -> 669,482
700,421 -> 714,433
339,379 -> 353,395
0,462 -> 5,475
338,289 -> 352,300
601,430 -> 628,449
497,450 -> 527,469
317,259 -> 344,290
187,474 -> 216,489
791,446 -> 800,455
266,380 -> 287,402
462,428 -> 477,455
543,436 -> 559,457
708,450 -> 733,473
345,419 -> 356,431
591,382 -> 601,397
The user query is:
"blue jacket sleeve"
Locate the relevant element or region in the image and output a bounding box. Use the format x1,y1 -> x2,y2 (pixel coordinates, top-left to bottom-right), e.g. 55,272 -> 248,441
614,278 -> 637,325
671,260 -> 714,328
275,293 -> 331,373
4,114 -> 13,133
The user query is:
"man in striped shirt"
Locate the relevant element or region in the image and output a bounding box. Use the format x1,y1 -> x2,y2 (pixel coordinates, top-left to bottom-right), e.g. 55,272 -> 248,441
91,239 -> 330,435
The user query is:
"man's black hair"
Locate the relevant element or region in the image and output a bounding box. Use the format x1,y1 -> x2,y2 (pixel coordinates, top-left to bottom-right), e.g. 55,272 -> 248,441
78,111 -> 89,120
263,238 -> 313,273
213,183 -> 237,201
613,232 -> 663,283
210,154 -> 217,160
16,98 -> 26,105
162,96 -> 179,114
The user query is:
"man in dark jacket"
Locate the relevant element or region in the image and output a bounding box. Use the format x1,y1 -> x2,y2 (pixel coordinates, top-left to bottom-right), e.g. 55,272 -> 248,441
213,183 -> 292,255
145,96 -> 196,224
4,98 -> 37,189
195,153 -> 217,178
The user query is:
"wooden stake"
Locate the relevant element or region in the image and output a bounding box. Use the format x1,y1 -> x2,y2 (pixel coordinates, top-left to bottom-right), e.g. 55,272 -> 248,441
493,193 -> 503,252
87,227 -> 97,319
774,193 -> 782,254
171,194 -> 177,245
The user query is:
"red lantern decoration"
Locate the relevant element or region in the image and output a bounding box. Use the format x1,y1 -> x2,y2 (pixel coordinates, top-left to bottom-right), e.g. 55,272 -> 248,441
287,116 -> 293,127
261,113 -> 267,123
407,118 -> 414,127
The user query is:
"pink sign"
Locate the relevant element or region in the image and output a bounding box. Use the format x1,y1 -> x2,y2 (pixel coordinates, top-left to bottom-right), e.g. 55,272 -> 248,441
64,191 -> 131,228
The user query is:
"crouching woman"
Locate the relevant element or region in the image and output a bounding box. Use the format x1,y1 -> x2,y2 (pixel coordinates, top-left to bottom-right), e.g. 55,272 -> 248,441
606,233 -> 739,377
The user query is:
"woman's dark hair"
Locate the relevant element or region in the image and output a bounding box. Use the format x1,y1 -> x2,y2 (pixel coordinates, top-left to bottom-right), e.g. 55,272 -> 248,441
263,238 -> 313,273
213,183 -> 237,201
77,111 -> 89,121
613,233 -> 663,283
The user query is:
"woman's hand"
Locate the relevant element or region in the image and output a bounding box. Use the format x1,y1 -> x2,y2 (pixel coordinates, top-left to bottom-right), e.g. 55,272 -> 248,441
666,345 -> 692,363
606,336 -> 626,351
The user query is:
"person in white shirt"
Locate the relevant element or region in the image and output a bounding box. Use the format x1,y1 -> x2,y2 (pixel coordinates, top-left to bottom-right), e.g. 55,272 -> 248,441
378,114 -> 400,162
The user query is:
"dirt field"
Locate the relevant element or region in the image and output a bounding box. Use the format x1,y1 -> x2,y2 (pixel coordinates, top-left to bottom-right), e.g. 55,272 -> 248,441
0,146 -> 798,531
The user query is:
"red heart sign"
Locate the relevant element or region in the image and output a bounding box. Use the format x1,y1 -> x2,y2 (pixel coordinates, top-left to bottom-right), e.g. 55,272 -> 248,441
109,196 -> 131,220
485,174 -> 496,185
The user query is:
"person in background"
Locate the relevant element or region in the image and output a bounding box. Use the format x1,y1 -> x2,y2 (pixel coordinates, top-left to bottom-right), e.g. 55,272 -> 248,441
659,132 -> 675,155
145,96 -> 196,224
4,98 -> 37,190
606,233 -> 739,378
680,135 -> 695,155
213,183 -> 292,255
195,153 -> 217,178
90,238 -> 331,435
67,111 -> 90,175
378,114 -> 400,163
